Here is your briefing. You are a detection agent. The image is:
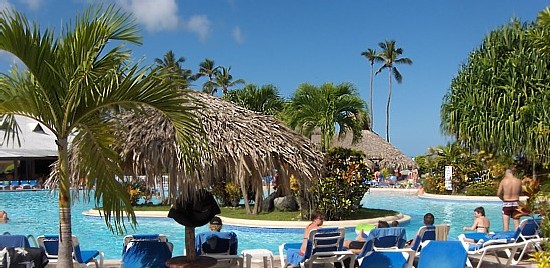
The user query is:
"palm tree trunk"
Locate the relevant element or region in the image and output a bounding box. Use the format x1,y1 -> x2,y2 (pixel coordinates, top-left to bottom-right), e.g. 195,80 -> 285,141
185,226 -> 197,260
369,63 -> 374,130
57,137 -> 74,267
241,183 -> 251,214
386,70 -> 392,142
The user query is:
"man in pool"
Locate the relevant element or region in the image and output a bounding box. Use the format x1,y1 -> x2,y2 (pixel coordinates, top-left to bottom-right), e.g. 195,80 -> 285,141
497,168 -> 522,231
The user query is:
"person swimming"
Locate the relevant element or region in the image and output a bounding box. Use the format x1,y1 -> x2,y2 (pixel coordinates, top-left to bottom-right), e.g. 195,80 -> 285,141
0,210 -> 9,222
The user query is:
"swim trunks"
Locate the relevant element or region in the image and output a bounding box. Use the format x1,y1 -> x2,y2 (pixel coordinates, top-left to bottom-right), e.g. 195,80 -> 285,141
502,201 -> 519,217
348,240 -> 366,249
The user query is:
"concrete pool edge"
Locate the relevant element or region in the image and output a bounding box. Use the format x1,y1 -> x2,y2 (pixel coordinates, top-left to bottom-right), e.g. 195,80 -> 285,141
82,209 -> 411,229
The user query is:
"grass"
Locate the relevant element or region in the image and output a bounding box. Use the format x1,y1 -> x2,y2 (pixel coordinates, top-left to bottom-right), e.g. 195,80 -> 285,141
132,205 -> 398,221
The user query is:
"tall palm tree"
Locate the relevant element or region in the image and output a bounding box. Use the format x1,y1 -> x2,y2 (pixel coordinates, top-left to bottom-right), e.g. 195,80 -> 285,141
192,58 -> 220,94
206,66 -> 245,95
284,82 -> 368,152
375,40 -> 413,142
0,6 -> 202,266
361,48 -> 383,130
223,84 -> 284,115
154,50 -> 193,87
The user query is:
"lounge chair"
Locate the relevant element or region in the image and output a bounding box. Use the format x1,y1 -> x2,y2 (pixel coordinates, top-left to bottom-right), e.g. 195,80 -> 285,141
121,234 -> 173,268
37,234 -> 104,268
278,227 -> 354,268
460,218 -> 543,267
354,229 -> 414,268
416,241 -> 467,268
195,231 -> 243,268
0,234 -> 48,268
410,224 -> 450,254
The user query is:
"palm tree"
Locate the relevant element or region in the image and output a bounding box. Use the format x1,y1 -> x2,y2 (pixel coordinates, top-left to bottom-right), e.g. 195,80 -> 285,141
361,48 -> 383,130
206,66 -> 245,95
223,84 -> 284,115
0,6 -> 202,266
192,58 -> 220,94
375,40 -> 413,142
154,50 -> 193,87
284,82 -> 368,152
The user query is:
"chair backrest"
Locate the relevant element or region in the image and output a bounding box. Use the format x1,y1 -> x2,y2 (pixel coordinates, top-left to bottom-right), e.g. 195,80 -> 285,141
303,227 -> 345,259
37,234 -> 89,263
366,227 -> 407,249
435,224 -> 450,240
517,218 -> 540,241
410,225 -> 436,251
0,235 -> 31,248
417,241 -> 467,268
122,234 -> 173,268
195,231 -> 238,255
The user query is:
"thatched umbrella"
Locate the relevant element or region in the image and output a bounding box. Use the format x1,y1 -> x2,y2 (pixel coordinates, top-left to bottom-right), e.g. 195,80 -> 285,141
115,90 -> 323,260
312,130 -> 417,170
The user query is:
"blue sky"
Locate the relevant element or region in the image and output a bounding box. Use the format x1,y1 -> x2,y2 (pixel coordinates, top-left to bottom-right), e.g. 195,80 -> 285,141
0,0 -> 548,157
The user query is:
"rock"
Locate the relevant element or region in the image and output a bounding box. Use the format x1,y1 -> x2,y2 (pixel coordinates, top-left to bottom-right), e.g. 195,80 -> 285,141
274,196 -> 298,211
262,188 -> 283,212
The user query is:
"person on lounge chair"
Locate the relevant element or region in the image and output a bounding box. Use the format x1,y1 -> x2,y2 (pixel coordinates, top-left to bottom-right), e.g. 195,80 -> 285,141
208,216 -> 223,231
406,213 -> 434,247
286,211 -> 324,264
463,207 -> 490,233
344,220 -> 389,253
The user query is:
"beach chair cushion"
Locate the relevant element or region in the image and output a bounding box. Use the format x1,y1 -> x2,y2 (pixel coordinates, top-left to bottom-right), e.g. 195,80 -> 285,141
122,240 -> 172,268
358,251 -> 410,268
0,235 -> 31,248
417,241 -> 467,268
364,227 -> 407,249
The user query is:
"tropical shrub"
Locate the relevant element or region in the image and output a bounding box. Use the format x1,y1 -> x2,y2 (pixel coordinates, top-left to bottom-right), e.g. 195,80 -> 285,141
122,179 -> 148,206
464,179 -> 498,196
312,147 -> 370,220
225,181 -> 242,207
423,174 -> 446,194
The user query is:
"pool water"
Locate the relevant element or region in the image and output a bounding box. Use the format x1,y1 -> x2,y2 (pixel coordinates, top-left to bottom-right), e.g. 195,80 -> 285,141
0,190 -> 511,259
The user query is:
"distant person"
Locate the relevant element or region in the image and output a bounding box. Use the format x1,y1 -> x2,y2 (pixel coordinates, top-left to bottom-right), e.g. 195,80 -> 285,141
391,220 -> 399,227
463,207 -> 490,233
286,211 -> 325,265
208,216 -> 223,231
407,213 -> 434,246
0,210 -> 9,222
497,168 -> 522,231
343,220 -> 389,253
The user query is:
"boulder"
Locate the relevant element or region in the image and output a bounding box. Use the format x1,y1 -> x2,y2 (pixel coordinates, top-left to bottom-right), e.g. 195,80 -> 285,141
274,196 -> 298,211
262,188 -> 284,212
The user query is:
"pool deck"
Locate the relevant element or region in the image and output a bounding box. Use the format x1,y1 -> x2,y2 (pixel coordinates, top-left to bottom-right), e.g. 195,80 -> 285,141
74,188 -> 538,267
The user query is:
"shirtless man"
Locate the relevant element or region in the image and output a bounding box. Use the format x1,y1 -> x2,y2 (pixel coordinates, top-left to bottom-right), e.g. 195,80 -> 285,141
286,211 -> 325,266
497,169 -> 522,231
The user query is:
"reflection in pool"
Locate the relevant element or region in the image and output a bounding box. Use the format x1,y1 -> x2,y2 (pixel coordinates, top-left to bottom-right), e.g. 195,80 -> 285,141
0,190 -> 509,259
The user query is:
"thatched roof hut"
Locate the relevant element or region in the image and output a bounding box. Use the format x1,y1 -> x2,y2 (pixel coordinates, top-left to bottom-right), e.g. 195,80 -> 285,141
312,130 -> 417,170
116,90 -> 324,208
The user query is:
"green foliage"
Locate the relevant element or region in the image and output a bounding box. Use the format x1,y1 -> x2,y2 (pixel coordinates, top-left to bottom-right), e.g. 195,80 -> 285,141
464,179 -> 498,196
423,174 -> 446,194
225,181 -> 242,207
122,179 -> 148,206
282,82 -> 368,152
224,84 -> 285,115
312,147 -> 370,220
441,18 -> 550,168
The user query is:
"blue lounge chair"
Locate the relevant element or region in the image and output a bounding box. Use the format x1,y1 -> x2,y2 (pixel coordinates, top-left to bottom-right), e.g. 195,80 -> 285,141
460,218 -> 543,267
121,234 -> 173,268
355,227 -> 413,268
410,224 -> 450,254
195,231 -> 243,268
0,234 -> 48,268
279,227 -> 354,268
37,234 -> 104,268
417,241 -> 467,268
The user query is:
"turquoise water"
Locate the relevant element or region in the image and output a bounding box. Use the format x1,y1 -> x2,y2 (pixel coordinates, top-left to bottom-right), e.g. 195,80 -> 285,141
0,190 -> 513,259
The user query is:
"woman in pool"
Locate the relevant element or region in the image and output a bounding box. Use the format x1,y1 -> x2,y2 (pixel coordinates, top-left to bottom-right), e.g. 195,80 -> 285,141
0,210 -> 9,222
463,206 -> 490,233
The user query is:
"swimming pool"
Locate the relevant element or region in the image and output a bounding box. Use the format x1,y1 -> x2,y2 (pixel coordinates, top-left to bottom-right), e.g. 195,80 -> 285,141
0,190 -> 511,259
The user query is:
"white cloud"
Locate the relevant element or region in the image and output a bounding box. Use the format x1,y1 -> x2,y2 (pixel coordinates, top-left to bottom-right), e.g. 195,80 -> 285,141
118,0 -> 180,32
19,0 -> 41,10
185,15 -> 211,42
232,26 -> 244,44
